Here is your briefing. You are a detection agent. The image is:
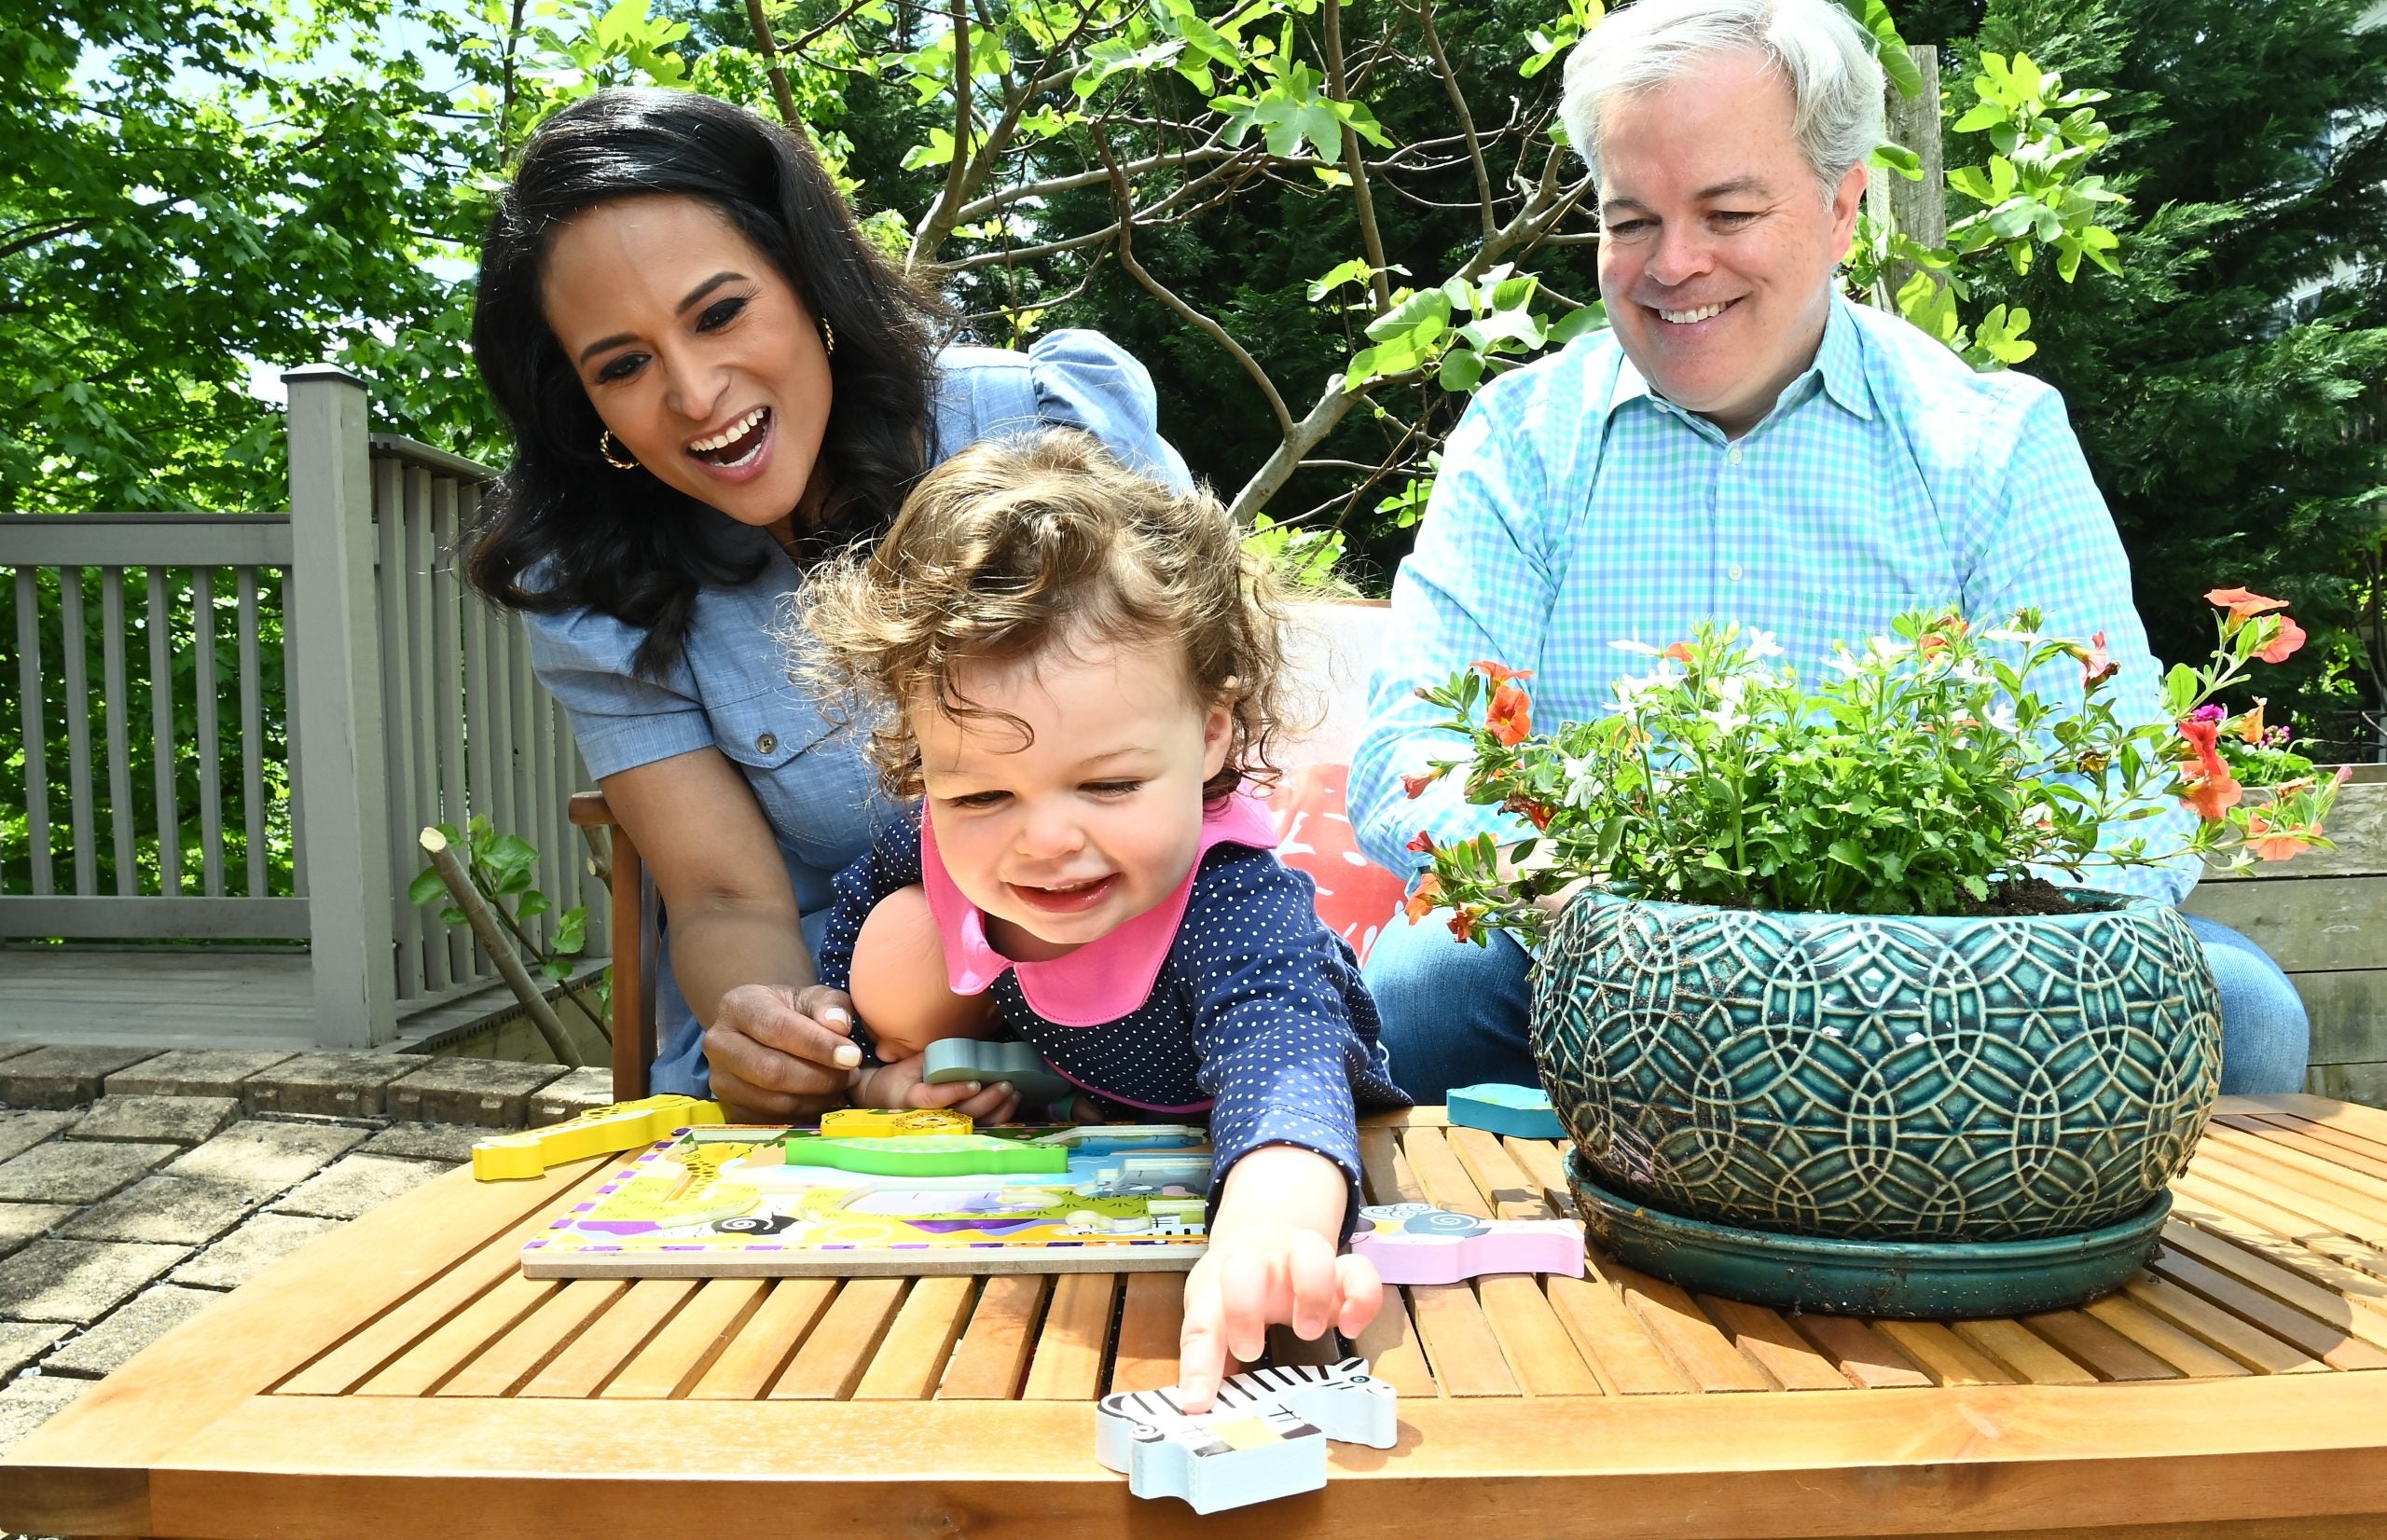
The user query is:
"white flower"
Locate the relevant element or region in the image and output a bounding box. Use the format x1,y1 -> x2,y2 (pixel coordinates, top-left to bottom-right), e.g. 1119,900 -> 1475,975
1703,703 -> 1748,733
1612,660 -> 1684,708
1824,647 -> 1864,678
1561,754 -> 1603,809
1986,702 -> 2019,733
1953,659 -> 1993,686
1609,639 -> 1662,656
1982,626 -> 2041,644
1868,637 -> 1916,661
1745,627 -> 1785,659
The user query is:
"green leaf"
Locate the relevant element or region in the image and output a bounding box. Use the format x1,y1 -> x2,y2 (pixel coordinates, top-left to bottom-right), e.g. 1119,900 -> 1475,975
407,868 -> 448,908
1438,349 -> 1485,392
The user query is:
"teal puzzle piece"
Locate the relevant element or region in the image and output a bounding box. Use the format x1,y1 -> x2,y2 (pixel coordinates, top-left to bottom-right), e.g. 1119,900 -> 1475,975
922,1039 -> 1075,1107
1448,1082 -> 1565,1140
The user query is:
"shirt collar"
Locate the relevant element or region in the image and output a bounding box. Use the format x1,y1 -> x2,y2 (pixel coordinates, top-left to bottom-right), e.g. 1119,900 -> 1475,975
918,791 -> 1279,1027
1605,290 -> 1876,432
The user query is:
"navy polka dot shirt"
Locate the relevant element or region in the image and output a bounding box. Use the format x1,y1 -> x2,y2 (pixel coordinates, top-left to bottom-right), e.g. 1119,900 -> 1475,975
819,813 -> 1411,1224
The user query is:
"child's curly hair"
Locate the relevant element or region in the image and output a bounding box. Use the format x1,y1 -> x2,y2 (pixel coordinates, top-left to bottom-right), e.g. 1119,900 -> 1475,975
796,430 -> 1301,804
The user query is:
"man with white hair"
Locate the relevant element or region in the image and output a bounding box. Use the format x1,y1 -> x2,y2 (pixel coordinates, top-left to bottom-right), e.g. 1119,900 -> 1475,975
1346,0 -> 2309,1102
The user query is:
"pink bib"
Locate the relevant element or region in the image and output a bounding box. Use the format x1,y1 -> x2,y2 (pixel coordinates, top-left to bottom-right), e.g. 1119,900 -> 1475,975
919,791 -> 1280,1026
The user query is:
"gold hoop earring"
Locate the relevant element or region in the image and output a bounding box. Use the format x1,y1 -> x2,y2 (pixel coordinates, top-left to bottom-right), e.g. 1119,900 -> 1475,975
598,428 -> 638,471
820,317 -> 836,358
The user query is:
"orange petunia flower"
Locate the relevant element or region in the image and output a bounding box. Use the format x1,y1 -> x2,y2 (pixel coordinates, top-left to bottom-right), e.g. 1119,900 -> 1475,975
2244,813 -> 2308,862
2176,715 -> 2229,781
1485,682 -> 1532,746
1662,641 -> 1695,664
1404,830 -> 1437,855
1447,906 -> 1483,943
2205,587 -> 2289,626
2234,699 -> 2267,745
1503,793 -> 1554,831
2178,771 -> 2243,820
1470,661 -> 1534,684
1403,874 -> 1442,925
1401,765 -> 1450,799
2257,616 -> 2306,665
2077,631 -> 2118,687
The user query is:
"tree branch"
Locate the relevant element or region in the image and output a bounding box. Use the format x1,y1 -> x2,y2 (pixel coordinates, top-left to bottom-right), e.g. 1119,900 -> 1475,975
1320,0 -> 1391,312
1414,0 -> 1494,241
0,218 -> 99,262
908,0 -> 974,271
1226,375 -> 1369,525
742,0 -> 803,127
1097,132 -> 1291,440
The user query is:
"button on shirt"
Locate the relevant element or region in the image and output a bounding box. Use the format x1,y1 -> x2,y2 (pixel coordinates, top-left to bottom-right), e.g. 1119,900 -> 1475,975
1348,295 -> 2197,904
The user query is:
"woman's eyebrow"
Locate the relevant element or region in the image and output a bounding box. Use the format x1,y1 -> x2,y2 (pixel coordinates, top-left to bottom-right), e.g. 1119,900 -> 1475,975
573,272 -> 751,364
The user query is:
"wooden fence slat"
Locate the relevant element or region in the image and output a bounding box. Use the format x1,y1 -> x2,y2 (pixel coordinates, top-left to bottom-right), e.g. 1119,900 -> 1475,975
404,465 -> 448,996
1021,1272 -> 1120,1401
191,565 -> 223,897
236,568 -> 267,898
488,582 -> 520,887
145,568 -> 177,895
59,566 -> 95,895
459,485 -> 493,983
431,476 -> 470,982
281,563 -> 304,898
853,1276 -> 976,1401
768,1279 -> 906,1400
602,1278 -> 767,1399
517,1278 -> 697,1398
376,457 -> 423,997
99,567 -> 134,895
1108,1272 -> 1184,1396
686,1279 -> 835,1400
937,1275 -> 1049,1400
12,567 -> 52,893
435,1280 -> 628,1398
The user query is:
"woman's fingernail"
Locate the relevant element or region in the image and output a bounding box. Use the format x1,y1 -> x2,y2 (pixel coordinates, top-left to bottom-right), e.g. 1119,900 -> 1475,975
821,1007 -> 852,1025
834,1044 -> 862,1067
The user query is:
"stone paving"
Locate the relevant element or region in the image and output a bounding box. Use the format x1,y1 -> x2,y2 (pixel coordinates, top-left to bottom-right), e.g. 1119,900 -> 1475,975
0,1047 -> 615,1515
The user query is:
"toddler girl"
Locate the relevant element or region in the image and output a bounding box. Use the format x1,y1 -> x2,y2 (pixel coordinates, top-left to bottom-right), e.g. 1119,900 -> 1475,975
793,430 -> 1409,1407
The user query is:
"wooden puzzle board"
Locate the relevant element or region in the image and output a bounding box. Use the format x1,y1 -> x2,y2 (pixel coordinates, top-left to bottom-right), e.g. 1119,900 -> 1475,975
519,1122 -> 1215,1278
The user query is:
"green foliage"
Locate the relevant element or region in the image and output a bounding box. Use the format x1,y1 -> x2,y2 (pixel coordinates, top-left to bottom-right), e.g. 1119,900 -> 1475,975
413,816 -> 601,993
1404,605 -> 2340,940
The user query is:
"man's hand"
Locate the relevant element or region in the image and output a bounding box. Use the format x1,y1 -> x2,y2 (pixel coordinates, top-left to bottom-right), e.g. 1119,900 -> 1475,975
702,983 -> 862,1122
852,1052 -> 1023,1124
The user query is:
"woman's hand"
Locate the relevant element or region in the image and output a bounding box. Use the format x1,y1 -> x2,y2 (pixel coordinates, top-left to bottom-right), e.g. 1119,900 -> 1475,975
1177,1144 -> 1380,1412
851,1052 -> 1024,1124
703,983 -> 863,1121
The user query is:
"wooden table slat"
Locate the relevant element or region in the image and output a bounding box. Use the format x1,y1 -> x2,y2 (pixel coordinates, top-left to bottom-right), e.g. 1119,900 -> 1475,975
517,1278 -> 696,1398
1951,1316 -> 2101,1384
1869,1320 -> 2013,1385
1445,1126 -> 1547,1217
1407,1283 -> 1523,1396
2120,1272 -> 2327,1376
936,1274 -> 1048,1399
2188,1151 -> 2387,1243
1107,1271 -> 1182,1395
2146,1246 -> 2387,1371
2197,1134 -> 2387,1231
2250,1109 -> 2387,1167
1477,1275 -> 1605,1395
1545,1274 -> 1697,1394
2222,1115 -> 2387,1184
2161,1221 -> 2387,1351
1503,1135 -> 1575,1216
2082,1292 -> 2252,1379
685,1279 -> 835,1400
1795,1314 -> 1932,1389
1699,1296 -> 1848,1390
602,1278 -> 767,1399
768,1277 -> 906,1399
1357,1126 -> 1426,1207
852,1276 -> 976,1401
1611,1265 -> 1772,1392
436,1279 -> 628,1398
1346,1286 -> 1437,1396
1401,1126 -> 1496,1219
2022,1308 -> 2182,1382
355,1274 -> 559,1397
1021,1272 -> 1121,1401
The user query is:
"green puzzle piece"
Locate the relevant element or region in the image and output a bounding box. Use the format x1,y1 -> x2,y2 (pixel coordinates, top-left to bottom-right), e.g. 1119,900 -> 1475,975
778,1133 -> 1070,1176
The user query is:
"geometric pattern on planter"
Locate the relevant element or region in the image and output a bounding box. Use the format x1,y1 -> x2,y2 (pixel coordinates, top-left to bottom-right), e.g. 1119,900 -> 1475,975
1532,893 -> 2223,1243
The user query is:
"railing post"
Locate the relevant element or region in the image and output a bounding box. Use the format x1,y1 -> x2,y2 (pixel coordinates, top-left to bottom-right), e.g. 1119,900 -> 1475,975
285,364 -> 396,1048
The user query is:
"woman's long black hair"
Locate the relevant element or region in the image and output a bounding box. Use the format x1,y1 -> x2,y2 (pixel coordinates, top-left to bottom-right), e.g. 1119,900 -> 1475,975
467,89 -> 945,675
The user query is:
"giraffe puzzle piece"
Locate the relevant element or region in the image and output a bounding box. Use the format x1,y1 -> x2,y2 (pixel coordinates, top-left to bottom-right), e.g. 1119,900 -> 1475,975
1095,1357 -> 1398,1514
779,1132 -> 1069,1177
1447,1082 -> 1566,1140
470,1095 -> 724,1181
921,1039 -> 1075,1107
1345,1203 -> 1586,1285
817,1107 -> 973,1139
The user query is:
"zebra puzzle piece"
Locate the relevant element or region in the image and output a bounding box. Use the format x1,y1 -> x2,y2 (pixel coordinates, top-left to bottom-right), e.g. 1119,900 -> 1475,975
1447,1082 -> 1566,1140
920,1039 -> 1075,1107
1095,1357 -> 1397,1515
470,1094 -> 724,1181
1346,1203 -> 1586,1284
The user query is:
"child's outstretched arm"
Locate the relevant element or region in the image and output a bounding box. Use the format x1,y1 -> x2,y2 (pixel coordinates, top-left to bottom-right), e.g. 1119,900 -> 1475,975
1177,1143 -> 1383,1412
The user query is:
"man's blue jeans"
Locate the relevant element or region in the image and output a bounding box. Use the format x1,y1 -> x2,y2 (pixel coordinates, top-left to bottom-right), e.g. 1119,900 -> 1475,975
1361,910 -> 2310,1105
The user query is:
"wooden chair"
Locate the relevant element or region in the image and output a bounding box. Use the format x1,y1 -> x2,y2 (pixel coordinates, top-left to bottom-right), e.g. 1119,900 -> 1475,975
567,791 -> 656,1100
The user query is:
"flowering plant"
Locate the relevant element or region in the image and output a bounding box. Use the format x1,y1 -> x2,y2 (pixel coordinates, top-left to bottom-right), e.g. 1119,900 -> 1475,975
1404,588 -> 2349,946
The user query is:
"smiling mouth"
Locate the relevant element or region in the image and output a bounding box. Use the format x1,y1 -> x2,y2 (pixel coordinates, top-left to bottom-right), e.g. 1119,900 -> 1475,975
1009,874 -> 1118,914
687,406 -> 770,465
1654,300 -> 1738,325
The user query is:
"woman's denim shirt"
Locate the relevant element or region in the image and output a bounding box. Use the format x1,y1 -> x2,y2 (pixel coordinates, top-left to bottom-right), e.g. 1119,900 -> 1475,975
521,329 -> 1192,1093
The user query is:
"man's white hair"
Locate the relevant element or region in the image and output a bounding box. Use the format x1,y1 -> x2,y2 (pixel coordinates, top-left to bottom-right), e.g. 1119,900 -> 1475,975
1560,0 -> 1885,197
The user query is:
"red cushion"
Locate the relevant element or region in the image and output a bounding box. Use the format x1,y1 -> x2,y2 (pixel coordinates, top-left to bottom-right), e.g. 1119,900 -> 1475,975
1254,763 -> 1410,965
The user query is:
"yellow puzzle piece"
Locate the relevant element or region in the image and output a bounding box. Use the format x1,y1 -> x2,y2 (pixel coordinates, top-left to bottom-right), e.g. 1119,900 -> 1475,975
471,1094 -> 725,1180
816,1107 -> 973,1139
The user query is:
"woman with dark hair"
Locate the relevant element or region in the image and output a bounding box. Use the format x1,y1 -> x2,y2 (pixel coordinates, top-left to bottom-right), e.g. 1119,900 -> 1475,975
468,88 -> 1187,1119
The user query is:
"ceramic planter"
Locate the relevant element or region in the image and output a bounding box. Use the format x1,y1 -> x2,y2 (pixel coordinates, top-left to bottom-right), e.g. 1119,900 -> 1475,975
1534,890 -> 2222,1273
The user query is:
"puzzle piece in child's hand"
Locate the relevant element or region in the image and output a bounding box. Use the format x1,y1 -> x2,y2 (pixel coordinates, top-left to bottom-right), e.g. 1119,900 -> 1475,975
471,1094 -> 724,1180
920,1039 -> 1074,1107
780,1132 -> 1069,1177
1447,1082 -> 1565,1140
1346,1203 -> 1586,1284
816,1107 -> 973,1139
1096,1358 -> 1397,1515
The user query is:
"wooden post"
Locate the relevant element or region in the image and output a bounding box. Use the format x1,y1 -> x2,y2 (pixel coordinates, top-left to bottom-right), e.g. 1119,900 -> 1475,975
285,364 -> 398,1049
1867,44 -> 1945,309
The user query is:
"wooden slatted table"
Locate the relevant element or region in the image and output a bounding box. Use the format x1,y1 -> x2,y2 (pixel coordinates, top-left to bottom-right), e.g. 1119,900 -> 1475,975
11,1094 -> 2387,1539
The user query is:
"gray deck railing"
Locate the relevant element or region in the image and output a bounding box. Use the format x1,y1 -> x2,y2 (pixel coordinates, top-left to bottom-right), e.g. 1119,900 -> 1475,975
0,365 -> 603,1047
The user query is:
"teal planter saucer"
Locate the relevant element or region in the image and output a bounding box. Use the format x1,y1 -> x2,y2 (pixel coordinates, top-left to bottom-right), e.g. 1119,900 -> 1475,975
1566,1148 -> 2170,1319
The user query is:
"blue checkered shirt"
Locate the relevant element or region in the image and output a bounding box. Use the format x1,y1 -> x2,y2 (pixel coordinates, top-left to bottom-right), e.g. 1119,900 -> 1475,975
1348,295 -> 2199,905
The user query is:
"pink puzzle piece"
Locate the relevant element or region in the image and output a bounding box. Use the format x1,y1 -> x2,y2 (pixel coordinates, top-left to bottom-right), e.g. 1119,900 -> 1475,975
1347,1203 -> 1585,1284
